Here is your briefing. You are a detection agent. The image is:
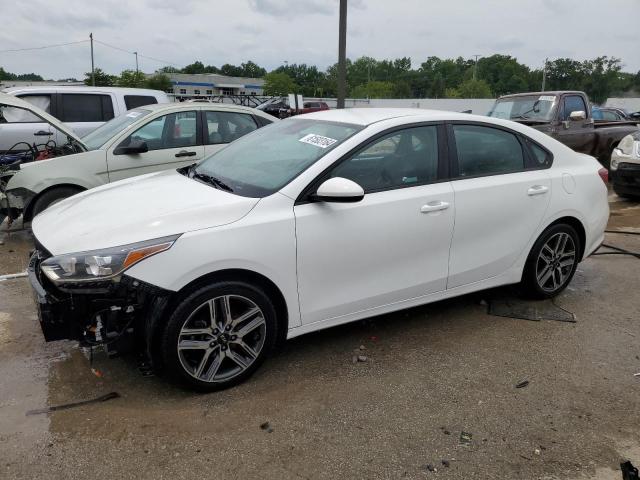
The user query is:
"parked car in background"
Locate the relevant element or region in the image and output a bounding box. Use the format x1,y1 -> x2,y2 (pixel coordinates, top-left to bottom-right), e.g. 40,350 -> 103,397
611,132 -> 640,199
27,108 -> 608,391
299,101 -> 330,115
1,86 -> 170,145
592,107 -> 632,122
1,102 -> 275,222
488,91 -> 639,166
256,98 -> 290,118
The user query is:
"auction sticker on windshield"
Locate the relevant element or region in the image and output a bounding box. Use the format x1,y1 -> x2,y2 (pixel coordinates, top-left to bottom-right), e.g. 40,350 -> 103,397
299,134 -> 338,149
539,95 -> 556,102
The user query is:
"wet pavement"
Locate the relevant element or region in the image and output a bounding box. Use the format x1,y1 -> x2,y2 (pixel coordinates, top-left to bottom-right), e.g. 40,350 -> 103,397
1,194 -> 639,479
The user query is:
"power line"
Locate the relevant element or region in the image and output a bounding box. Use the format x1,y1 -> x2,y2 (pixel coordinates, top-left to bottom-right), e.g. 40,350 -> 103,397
0,40 -> 88,53
94,39 -> 181,67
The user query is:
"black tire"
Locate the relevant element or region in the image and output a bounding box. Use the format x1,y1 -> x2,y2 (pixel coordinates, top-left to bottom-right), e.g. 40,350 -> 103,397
613,187 -> 640,201
520,223 -> 581,299
160,281 -> 278,392
31,186 -> 83,218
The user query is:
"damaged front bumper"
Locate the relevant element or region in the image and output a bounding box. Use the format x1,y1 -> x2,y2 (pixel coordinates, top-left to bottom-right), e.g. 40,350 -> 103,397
28,247 -> 171,359
0,180 -> 32,221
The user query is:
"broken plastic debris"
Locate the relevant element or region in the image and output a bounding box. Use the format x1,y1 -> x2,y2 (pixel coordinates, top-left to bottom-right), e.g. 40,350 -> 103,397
91,368 -> 103,378
516,380 -> 530,388
260,422 -> 274,433
26,392 -> 119,416
459,431 -> 472,444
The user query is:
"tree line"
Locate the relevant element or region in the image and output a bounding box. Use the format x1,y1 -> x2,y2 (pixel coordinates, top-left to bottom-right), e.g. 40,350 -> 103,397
3,54 -> 639,104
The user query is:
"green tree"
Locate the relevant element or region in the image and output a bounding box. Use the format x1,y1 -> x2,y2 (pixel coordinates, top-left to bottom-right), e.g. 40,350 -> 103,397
118,70 -> 146,88
84,68 -> 116,86
429,73 -> 445,98
182,61 -> 206,74
145,73 -> 172,91
456,78 -> 493,98
263,72 -> 298,96
240,61 -> 266,78
350,81 -> 394,99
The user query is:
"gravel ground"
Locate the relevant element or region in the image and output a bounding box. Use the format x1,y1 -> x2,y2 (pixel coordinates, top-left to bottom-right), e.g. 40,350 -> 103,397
0,193 -> 639,480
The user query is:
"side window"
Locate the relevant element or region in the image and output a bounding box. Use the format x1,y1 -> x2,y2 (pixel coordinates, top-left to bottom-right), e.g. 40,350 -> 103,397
329,126 -> 439,193
562,95 -> 587,121
16,95 -> 52,116
0,104 -> 44,123
205,111 -> 258,144
60,94 -> 114,122
119,111 -> 197,152
601,111 -> 619,121
124,95 -> 158,110
452,125 -> 524,177
526,140 -> 553,168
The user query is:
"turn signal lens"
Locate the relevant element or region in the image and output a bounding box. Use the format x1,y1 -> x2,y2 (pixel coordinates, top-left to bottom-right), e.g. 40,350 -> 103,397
123,242 -> 174,270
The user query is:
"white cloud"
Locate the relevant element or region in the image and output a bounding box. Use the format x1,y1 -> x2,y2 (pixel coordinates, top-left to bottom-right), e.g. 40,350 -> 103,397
0,0 -> 637,80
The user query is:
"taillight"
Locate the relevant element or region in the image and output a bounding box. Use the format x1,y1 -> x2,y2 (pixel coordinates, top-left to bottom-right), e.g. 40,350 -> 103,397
598,167 -> 608,185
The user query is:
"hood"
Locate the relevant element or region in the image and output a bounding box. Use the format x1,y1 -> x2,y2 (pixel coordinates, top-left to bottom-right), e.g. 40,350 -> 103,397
32,169 -> 260,255
0,92 -> 86,149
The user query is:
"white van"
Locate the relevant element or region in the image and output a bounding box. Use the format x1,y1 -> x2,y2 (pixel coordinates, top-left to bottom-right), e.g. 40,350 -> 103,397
0,86 -> 170,151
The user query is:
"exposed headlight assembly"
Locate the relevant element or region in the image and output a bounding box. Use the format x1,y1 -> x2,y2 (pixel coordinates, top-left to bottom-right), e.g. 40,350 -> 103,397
41,234 -> 180,284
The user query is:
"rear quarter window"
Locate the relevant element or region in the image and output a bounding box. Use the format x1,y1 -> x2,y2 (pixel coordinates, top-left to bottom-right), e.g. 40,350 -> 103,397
124,95 -> 158,110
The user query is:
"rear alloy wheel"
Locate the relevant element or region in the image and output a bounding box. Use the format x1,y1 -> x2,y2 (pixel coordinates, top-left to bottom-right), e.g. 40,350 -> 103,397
161,282 -> 277,391
521,224 -> 581,299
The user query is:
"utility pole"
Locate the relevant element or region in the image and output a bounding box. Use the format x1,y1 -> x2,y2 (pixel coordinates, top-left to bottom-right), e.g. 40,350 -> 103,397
337,0 -> 347,109
541,58 -> 548,92
473,54 -> 481,80
90,33 -> 95,86
134,51 -> 139,73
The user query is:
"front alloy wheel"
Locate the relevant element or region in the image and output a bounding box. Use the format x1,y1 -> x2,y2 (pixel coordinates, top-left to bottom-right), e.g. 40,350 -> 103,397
178,295 -> 266,383
162,281 -> 277,391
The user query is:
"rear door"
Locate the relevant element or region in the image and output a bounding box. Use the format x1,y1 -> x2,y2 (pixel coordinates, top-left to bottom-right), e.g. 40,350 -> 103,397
106,109 -> 204,182
0,95 -> 55,152
56,92 -> 115,136
446,123 -> 552,288
202,110 -> 260,156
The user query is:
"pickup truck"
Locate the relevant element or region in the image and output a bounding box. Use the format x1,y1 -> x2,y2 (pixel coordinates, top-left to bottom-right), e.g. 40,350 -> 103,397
487,91 -> 639,167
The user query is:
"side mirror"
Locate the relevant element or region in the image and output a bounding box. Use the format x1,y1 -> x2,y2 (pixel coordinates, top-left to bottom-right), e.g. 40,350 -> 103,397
569,110 -> 586,121
315,177 -> 364,203
114,138 -> 148,155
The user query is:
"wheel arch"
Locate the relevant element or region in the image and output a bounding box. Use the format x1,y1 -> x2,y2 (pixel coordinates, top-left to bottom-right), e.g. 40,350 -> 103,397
150,268 -> 290,365
542,215 -> 586,261
24,183 -> 86,222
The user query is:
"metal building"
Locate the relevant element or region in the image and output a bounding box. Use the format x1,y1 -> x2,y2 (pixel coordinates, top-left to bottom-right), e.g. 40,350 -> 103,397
165,73 -> 265,99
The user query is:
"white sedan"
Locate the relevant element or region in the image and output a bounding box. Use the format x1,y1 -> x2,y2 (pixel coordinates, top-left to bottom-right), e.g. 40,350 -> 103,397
2,101 -> 274,221
29,108 -> 609,391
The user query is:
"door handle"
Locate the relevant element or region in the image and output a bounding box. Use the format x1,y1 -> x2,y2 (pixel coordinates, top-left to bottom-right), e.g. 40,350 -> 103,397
175,150 -> 197,158
420,201 -> 450,213
527,185 -> 549,196
34,130 -> 52,136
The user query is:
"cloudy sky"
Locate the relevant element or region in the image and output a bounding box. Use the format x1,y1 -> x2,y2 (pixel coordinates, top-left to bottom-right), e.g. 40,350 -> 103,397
0,0 -> 638,79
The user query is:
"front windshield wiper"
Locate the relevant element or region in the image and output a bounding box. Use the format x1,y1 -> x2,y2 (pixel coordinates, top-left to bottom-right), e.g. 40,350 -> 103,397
187,165 -> 233,192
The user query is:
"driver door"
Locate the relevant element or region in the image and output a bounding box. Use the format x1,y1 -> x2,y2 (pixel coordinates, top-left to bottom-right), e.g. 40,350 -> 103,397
106,110 -> 204,182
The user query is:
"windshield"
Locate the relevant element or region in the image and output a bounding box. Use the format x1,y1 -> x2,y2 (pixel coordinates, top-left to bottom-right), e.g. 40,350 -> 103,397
488,95 -> 558,122
82,109 -> 152,150
192,118 -> 363,197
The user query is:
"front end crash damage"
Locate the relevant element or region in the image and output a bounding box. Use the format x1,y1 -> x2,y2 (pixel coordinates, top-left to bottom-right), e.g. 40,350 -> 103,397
0,183 -> 33,222
28,248 -> 171,361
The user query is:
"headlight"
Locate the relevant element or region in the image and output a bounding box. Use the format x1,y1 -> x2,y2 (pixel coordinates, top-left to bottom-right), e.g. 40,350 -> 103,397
41,234 -> 180,284
617,135 -> 635,156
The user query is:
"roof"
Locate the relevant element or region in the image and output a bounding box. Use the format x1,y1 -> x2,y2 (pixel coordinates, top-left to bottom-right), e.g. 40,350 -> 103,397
131,101 -> 274,120
498,91 -> 585,99
2,85 -> 167,96
299,108 -> 486,126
